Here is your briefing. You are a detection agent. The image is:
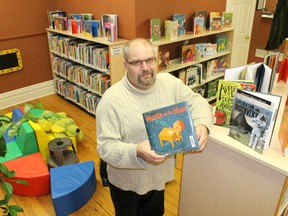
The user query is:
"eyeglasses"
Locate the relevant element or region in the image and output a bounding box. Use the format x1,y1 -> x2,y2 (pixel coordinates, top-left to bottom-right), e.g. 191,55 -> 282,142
125,57 -> 156,67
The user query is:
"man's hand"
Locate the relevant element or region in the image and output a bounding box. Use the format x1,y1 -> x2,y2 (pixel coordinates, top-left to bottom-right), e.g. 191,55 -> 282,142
137,140 -> 166,164
194,124 -> 209,153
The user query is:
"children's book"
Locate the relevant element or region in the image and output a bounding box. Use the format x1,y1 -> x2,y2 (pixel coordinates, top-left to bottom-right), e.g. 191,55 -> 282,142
150,18 -> 161,41
172,14 -> 186,36
193,10 -> 207,30
83,20 -> 101,38
228,89 -> 281,153
104,22 -> 117,42
279,95 -> 288,156
158,51 -> 169,71
216,34 -> 227,52
164,20 -> 178,40
193,16 -> 205,35
47,10 -> 66,29
186,66 -> 199,87
195,43 -> 209,59
214,57 -> 229,73
206,59 -> 215,78
143,101 -> 200,155
101,14 -> 118,39
205,79 -> 218,99
214,80 -> 257,128
209,12 -> 223,31
223,12 -> 233,28
182,44 -> 196,63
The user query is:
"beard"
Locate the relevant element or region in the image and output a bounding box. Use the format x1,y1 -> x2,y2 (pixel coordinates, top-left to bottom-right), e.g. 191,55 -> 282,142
138,71 -> 155,87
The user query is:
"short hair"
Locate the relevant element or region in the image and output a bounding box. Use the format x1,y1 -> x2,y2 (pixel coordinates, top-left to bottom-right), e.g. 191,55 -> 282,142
123,38 -> 155,60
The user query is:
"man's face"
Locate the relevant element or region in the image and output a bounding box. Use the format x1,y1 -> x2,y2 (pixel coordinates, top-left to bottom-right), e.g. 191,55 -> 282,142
124,44 -> 157,90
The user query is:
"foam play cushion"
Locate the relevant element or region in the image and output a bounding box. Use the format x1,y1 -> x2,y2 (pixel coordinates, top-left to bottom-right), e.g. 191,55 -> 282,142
50,161 -> 96,215
3,152 -> 50,196
0,141 -> 23,163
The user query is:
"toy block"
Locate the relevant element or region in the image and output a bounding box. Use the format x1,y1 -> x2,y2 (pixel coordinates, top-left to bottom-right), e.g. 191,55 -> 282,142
0,141 -> 23,163
3,152 -> 50,197
11,108 -> 24,122
16,122 -> 38,155
29,108 -> 44,117
50,161 -> 96,215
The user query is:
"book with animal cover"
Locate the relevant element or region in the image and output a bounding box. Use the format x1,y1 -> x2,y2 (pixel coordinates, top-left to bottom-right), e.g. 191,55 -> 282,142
214,80 -> 257,128
193,16 -> 205,35
228,89 -> 281,153
158,51 -> 169,71
195,43 -> 209,59
182,44 -> 196,63
193,10 -> 207,30
142,101 -> 200,155
216,34 -> 227,52
224,63 -> 273,93
223,12 -> 233,28
186,66 -> 199,87
172,14 -> 186,36
164,20 -> 178,40
101,14 -> 118,39
150,18 -> 161,41
279,95 -> 288,156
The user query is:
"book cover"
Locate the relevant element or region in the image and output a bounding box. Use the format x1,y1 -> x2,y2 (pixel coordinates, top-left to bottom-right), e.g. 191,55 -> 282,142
228,89 -> 281,153
101,14 -> 118,39
193,16 -> 205,35
195,43 -> 209,59
164,20 -> 178,40
104,22 -> 117,42
206,59 -> 215,78
205,79 -> 218,99
193,10 -> 207,30
186,66 -> 199,87
214,57 -> 229,73
279,95 -> 288,156
158,51 -> 169,71
150,18 -> 161,41
209,12 -> 223,31
214,80 -> 257,127
223,12 -> 233,28
172,14 -> 186,36
194,63 -> 203,84
205,43 -> 217,56
47,10 -> 66,29
216,34 -> 227,52
143,101 -> 200,155
54,16 -> 68,31
182,44 -> 196,63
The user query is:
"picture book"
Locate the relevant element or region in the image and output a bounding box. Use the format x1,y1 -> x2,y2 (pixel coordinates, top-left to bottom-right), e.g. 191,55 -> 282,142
54,16 -> 68,31
172,14 -> 186,36
150,18 -> 161,41
263,51 -> 280,92
205,43 -> 217,56
193,10 -> 207,30
223,12 -> 233,28
164,20 -> 178,40
195,43 -> 209,59
279,95 -> 288,156
81,13 -> 93,20
186,66 -> 199,87
278,57 -> 288,84
193,16 -> 205,35
83,20 -> 101,38
214,80 -> 257,128
68,14 -> 83,20
158,51 -> 169,71
104,22 -> 117,42
214,57 -> 229,73
206,59 -> 215,78
182,44 -> 196,63
194,63 -> 203,84
68,19 -> 82,34
216,34 -> 227,52
224,63 -> 272,93
209,12 -> 223,31
47,10 -> 66,29
101,14 -> 118,39
205,79 -> 218,99
228,89 -> 281,153
143,101 -> 200,155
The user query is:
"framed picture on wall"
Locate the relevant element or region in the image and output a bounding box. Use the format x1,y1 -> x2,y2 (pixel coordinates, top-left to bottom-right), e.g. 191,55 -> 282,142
256,0 -> 266,10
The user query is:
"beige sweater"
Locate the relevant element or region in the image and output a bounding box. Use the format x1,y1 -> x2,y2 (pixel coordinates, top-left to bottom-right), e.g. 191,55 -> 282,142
96,72 -> 213,195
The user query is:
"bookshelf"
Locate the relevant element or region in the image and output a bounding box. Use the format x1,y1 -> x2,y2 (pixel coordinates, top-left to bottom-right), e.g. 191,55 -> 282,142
46,28 -> 128,115
152,27 -> 233,103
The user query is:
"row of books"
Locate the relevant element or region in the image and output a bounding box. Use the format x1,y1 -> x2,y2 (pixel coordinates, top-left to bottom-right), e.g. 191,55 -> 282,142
54,77 -> 102,115
150,11 -> 232,41
48,33 -> 110,72
47,10 -> 118,42
52,56 -> 110,96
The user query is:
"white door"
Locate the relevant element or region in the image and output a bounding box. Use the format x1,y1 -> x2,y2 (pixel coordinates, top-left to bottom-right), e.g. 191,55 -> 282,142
226,0 -> 257,67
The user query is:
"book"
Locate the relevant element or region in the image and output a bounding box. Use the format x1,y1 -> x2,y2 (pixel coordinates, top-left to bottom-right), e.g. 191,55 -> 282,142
224,63 -> 273,93
214,57 -> 229,73
104,22 -> 117,42
214,80 -> 257,127
216,34 -> 227,52
142,101 -> 200,155
164,20 -> 178,40
228,89 -> 281,153
278,57 -> 288,84
193,10 -> 207,30
186,66 -> 199,87
150,18 -> 161,41
68,19 -> 82,34
158,51 -> 169,71
182,44 -> 196,63
205,59 -> 215,78
178,69 -> 186,84
47,10 -> 66,29
209,12 -> 223,31
101,14 -> 118,39
193,16 -> 205,35
205,79 -> 218,99
279,95 -> 288,156
83,20 -> 101,38
195,43 -> 209,59
263,51 -> 280,92
172,14 -> 186,36
194,63 -> 203,84
54,16 -> 68,31
223,12 -> 233,28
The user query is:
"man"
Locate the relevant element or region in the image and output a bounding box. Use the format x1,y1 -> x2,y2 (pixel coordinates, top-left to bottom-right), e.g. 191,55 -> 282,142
96,38 -> 213,216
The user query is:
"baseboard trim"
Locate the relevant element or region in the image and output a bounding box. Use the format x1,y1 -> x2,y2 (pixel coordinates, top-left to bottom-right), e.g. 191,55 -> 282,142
0,80 -> 55,110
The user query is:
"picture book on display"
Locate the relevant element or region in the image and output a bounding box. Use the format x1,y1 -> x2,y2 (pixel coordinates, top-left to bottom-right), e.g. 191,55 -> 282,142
83,20 -> 101,38
214,80 -> 256,128
164,20 -> 178,40
186,66 -> 199,87
101,14 -> 118,40
182,44 -> 196,63
228,89 -> 281,154
214,57 -> 229,73
193,10 -> 207,30
150,18 -> 161,41
47,10 -> 66,29
216,34 -> 227,52
209,12 -> 223,31
158,51 -> 169,71
193,16 -> 205,35
143,101 -> 200,155
279,95 -> 288,156
223,12 -> 233,28
172,14 -> 186,36
104,22 -> 117,42
224,63 -> 273,93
